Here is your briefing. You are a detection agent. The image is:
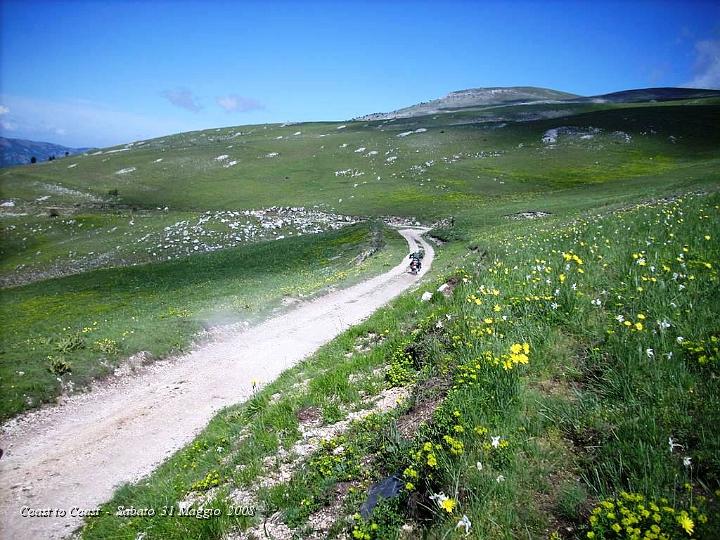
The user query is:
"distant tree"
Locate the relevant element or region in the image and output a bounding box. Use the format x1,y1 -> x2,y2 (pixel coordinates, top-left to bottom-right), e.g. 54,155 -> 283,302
30,156 -> 37,164
108,188 -> 119,197
48,155 -> 55,161
65,151 -> 69,157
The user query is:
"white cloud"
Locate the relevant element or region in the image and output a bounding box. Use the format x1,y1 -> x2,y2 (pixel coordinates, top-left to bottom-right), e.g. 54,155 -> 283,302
1,119 -> 17,131
0,105 -> 9,115
161,88 -> 203,112
685,39 -> 720,89
216,94 -> 264,113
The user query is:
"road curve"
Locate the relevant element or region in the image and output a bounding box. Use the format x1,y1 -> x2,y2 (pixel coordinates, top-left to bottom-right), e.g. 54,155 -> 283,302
0,228 -> 434,540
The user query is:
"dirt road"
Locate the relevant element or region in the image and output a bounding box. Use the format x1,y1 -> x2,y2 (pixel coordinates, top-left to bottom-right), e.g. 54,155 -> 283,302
0,228 -> 434,540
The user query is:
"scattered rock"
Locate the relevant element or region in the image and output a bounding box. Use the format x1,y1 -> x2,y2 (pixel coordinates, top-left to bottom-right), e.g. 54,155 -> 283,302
542,126 -> 601,145
238,512 -> 295,540
506,211 -> 552,220
296,406 -> 323,426
436,278 -> 458,298
113,351 -> 153,377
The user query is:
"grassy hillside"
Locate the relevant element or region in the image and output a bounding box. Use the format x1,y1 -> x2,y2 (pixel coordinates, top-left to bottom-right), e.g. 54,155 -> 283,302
0,222 -> 406,419
2,100 -> 718,287
81,192 -> 720,540
1,92 -> 719,537
3,103 -> 719,218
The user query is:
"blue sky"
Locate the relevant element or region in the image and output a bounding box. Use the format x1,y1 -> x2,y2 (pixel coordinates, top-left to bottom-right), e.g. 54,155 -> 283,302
1,0 -> 719,147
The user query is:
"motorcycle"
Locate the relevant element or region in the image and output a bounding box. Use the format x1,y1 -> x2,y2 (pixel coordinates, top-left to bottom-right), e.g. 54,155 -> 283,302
409,258 -> 421,275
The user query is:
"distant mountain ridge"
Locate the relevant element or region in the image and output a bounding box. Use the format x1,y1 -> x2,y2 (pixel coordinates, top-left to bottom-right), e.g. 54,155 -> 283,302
0,137 -> 90,168
588,87 -> 720,103
356,86 -> 720,120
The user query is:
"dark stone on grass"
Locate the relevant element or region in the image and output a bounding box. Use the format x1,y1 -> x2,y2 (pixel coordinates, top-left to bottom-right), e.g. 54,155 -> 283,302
360,474 -> 403,519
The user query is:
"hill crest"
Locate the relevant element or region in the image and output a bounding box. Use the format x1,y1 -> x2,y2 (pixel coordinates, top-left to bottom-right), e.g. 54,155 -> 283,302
356,85 -> 720,121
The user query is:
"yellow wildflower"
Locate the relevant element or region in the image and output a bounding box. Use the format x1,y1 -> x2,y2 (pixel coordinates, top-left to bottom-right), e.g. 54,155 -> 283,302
677,513 -> 694,535
440,497 -> 456,513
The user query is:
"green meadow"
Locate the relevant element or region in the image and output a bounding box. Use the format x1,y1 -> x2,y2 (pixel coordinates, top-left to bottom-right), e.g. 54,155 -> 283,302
81,193 -> 720,540
1,94 -> 719,538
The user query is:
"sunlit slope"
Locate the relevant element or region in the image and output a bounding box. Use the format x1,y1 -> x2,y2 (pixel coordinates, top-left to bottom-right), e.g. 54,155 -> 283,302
3,101 -> 719,218
357,86 -> 581,120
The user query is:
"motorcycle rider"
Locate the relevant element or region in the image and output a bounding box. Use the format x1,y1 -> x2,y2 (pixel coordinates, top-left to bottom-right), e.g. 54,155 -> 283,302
408,250 -> 423,273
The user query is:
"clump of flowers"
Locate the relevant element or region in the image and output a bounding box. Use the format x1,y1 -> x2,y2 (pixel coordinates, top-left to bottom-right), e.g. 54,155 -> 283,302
309,436 -> 360,481
615,313 -> 647,332
411,441 -> 440,469
53,330 -> 86,353
385,345 -> 416,387
505,343 -> 530,369
92,338 -> 119,355
442,434 -> 465,455
586,491 -> 709,539
47,355 -> 72,376
679,334 -> 719,366
563,250 -> 584,266
455,343 -> 531,385
190,469 -> 221,491
429,492 -> 457,513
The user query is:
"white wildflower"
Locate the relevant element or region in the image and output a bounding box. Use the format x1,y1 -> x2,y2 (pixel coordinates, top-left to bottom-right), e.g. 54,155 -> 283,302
456,515 -> 472,536
669,437 -> 683,453
657,319 -> 671,330
429,492 -> 449,507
